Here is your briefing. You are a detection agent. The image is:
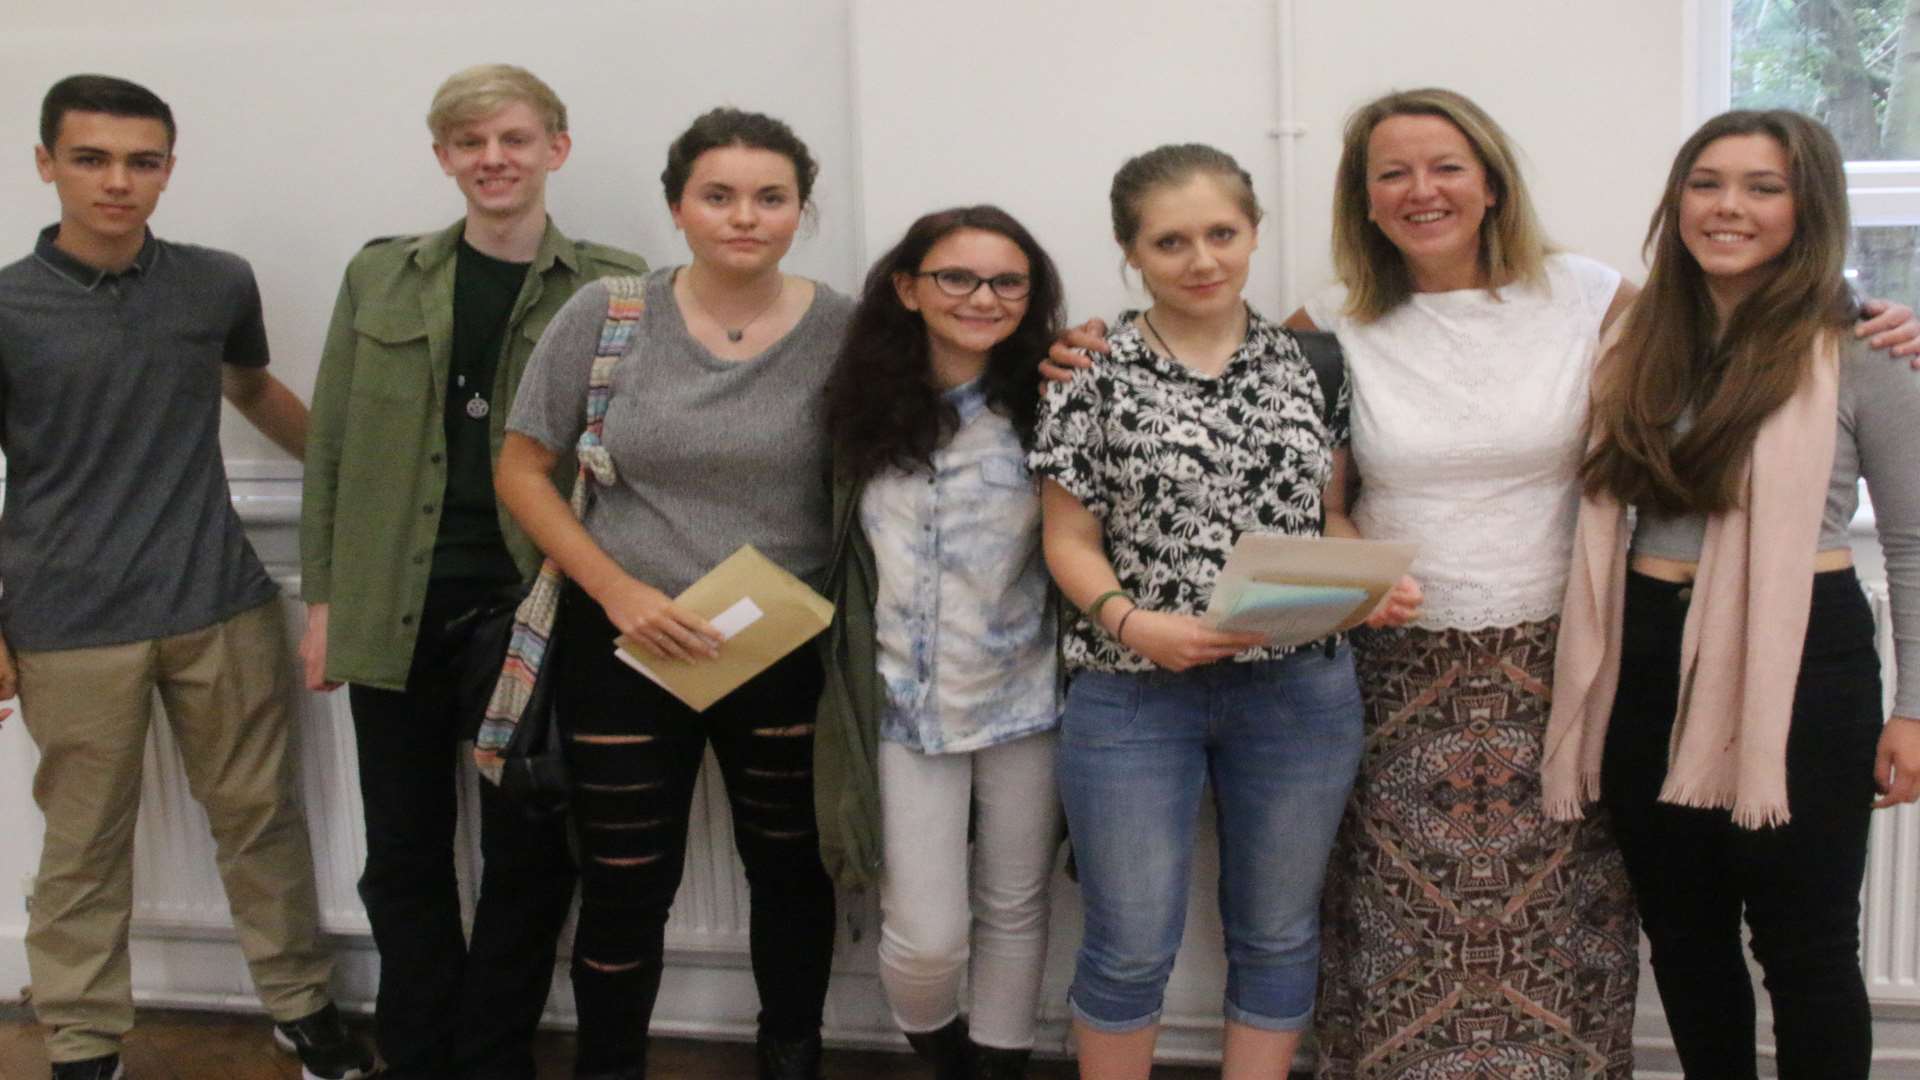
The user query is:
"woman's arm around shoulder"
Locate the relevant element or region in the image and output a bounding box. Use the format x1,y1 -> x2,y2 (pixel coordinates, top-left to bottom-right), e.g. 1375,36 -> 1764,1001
1040,317 -> 1112,383
1845,335 -> 1920,805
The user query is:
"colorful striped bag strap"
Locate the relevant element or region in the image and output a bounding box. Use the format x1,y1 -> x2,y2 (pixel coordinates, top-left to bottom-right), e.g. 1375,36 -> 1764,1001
475,275 -> 648,782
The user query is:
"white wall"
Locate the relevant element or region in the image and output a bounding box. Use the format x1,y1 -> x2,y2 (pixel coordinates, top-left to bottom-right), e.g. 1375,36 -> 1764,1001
849,0 -> 1691,327
14,2 -> 1861,1076
1288,0 -> 1691,296
0,0 -> 862,470
849,0 -> 1289,324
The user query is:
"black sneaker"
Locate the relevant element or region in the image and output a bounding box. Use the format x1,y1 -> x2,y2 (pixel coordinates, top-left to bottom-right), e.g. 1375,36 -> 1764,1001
756,1030 -> 822,1080
49,1055 -> 123,1080
272,1003 -> 377,1080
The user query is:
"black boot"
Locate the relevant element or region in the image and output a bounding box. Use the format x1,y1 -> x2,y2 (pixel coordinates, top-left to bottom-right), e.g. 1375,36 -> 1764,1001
903,1018 -> 971,1080
756,1029 -> 823,1080
970,1043 -> 1030,1080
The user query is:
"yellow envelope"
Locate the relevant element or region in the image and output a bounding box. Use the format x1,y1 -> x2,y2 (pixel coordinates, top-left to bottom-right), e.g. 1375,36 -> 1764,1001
613,544 -> 836,712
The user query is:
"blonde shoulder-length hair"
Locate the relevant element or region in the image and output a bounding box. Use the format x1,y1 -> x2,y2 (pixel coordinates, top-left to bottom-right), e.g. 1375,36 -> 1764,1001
1331,87 -> 1552,322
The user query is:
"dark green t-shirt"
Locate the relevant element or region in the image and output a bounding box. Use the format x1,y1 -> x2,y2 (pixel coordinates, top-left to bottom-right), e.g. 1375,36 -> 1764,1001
433,239 -> 528,582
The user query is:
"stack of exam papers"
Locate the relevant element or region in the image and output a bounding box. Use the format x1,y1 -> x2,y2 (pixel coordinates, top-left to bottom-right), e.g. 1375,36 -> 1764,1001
1202,534 -> 1418,647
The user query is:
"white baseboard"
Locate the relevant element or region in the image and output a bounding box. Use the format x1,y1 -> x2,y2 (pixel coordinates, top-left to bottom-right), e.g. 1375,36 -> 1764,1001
10,922 -> 1920,1078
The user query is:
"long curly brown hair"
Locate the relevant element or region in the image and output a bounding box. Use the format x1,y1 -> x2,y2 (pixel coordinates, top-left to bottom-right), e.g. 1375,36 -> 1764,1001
827,206 -> 1064,482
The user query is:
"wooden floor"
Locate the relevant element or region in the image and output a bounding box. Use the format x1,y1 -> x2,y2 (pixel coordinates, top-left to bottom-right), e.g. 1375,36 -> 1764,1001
0,1005 -> 1228,1078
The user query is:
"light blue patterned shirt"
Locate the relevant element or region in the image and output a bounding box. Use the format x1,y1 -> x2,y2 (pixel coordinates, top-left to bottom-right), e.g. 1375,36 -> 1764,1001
861,380 -> 1060,753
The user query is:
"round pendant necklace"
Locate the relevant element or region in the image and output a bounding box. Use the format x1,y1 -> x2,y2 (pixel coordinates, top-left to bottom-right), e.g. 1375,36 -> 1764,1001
456,373 -> 489,419
685,272 -> 785,343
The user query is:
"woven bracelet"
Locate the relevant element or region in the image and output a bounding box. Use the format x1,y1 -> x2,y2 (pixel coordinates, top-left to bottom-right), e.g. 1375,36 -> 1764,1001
1087,589 -> 1129,626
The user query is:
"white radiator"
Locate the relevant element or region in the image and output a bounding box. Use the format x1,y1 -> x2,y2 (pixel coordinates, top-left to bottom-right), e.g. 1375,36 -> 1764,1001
1862,580 -> 1920,1004
109,545 -> 1920,1063
126,584 -> 759,965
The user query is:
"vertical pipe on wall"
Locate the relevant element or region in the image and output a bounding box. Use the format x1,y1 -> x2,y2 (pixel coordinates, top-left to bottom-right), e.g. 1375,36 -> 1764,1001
843,0 -> 872,276
1272,0 -> 1302,309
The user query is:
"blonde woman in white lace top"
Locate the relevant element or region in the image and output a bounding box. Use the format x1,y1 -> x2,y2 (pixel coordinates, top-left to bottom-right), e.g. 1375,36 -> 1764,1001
1285,89 -> 1642,1080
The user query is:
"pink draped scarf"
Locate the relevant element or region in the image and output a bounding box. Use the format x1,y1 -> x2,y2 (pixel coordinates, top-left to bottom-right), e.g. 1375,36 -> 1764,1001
1543,331 -> 1840,829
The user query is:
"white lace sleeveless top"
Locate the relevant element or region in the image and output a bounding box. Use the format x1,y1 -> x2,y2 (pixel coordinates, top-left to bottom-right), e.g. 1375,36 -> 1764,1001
1305,254 -> 1621,631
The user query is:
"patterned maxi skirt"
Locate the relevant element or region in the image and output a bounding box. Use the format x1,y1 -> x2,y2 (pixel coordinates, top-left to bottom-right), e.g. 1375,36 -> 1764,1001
1313,619 -> 1640,1079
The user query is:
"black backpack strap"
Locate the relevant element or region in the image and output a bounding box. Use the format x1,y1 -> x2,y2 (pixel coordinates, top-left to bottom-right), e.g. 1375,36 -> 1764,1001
1290,329 -> 1346,430
1293,330 -> 1348,585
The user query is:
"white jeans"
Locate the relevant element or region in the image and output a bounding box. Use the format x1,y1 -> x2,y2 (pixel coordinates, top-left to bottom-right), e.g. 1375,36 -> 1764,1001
877,732 -> 1063,1050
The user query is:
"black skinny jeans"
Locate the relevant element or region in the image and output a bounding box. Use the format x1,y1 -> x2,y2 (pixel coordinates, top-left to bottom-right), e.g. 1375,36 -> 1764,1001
350,577 -> 579,1080
1601,568 -> 1883,1080
552,581 -> 836,1075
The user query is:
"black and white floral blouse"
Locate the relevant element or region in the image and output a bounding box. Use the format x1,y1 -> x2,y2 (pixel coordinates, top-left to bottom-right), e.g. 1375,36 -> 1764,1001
1028,309 -> 1349,674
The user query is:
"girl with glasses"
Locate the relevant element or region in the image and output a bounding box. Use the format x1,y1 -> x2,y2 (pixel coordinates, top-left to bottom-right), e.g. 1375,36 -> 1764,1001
815,205 -> 1067,1080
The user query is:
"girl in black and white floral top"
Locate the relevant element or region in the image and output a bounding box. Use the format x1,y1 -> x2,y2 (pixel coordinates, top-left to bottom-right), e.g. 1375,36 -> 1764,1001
1028,143 -> 1417,1079
1034,306 -> 1345,673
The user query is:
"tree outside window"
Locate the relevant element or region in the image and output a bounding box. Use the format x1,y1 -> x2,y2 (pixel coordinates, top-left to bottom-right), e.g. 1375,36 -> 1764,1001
1731,0 -> 1920,298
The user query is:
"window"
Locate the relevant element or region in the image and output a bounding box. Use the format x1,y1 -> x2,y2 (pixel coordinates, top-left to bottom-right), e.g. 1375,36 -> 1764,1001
1715,0 -> 1920,298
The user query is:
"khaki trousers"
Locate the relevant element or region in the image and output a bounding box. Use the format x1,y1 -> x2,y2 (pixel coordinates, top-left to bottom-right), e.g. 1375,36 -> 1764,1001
18,599 -> 333,1063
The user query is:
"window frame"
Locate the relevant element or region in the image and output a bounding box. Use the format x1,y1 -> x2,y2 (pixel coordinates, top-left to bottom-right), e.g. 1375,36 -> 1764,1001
1696,0 -> 1920,228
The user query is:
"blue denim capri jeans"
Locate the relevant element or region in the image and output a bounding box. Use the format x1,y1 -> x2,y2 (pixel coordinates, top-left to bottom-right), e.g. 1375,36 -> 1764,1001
1057,645 -> 1364,1034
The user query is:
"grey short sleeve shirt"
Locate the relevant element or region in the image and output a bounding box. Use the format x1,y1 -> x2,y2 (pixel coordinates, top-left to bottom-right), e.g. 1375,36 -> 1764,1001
507,268 -> 851,595
0,226 -> 278,650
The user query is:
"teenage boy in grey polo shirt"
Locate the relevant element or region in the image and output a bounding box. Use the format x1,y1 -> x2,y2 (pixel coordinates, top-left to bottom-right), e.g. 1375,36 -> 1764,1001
0,75 -> 372,1080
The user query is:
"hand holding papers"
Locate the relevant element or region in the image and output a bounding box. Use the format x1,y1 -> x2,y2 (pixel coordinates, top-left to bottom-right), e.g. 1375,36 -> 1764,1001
614,545 -> 834,711
1202,534 -> 1419,647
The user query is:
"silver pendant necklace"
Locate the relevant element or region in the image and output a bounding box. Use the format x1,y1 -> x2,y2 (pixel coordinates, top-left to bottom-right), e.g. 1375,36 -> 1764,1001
685,272 -> 785,344
457,373 -> 489,419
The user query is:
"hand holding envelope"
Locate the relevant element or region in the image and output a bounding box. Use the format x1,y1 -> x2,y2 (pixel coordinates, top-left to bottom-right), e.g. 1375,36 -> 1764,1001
1201,534 -> 1420,647
614,545 -> 835,712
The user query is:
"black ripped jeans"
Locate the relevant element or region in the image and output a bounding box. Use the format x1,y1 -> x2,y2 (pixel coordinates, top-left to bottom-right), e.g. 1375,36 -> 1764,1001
1601,568 -> 1883,1080
551,581 -> 836,1075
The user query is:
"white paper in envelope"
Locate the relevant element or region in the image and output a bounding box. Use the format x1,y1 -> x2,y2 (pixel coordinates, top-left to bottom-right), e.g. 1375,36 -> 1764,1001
1202,533 -> 1419,647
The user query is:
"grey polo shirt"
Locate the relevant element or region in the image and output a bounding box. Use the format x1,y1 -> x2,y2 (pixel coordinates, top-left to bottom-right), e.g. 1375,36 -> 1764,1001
0,225 -> 278,651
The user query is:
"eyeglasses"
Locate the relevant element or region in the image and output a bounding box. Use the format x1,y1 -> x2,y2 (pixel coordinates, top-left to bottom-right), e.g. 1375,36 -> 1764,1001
915,267 -> 1032,301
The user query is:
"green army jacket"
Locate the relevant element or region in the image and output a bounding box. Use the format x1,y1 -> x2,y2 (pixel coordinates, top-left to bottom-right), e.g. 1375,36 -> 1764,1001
813,458 -> 1069,896
814,463 -> 885,892
301,218 -> 647,690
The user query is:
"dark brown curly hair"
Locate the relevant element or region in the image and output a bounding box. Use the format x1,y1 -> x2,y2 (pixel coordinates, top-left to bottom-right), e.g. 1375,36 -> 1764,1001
827,206 -> 1064,482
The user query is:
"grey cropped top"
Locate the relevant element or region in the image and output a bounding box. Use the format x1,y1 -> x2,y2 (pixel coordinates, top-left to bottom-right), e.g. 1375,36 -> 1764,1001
1630,336 -> 1920,714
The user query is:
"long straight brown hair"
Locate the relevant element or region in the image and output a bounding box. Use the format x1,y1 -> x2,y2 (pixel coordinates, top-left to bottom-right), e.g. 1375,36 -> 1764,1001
1581,110 -> 1854,514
